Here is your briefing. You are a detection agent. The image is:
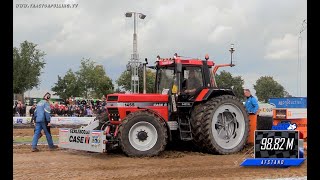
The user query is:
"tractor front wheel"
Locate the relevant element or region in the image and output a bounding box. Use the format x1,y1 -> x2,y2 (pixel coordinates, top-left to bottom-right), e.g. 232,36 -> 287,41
118,111 -> 168,157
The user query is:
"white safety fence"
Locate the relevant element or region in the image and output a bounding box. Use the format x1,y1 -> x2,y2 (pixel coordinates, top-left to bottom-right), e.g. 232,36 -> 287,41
13,116 -> 96,125
14,103 -> 274,125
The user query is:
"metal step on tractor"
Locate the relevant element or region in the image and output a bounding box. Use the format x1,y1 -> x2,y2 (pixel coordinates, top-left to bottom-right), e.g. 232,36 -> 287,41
59,52 -> 250,157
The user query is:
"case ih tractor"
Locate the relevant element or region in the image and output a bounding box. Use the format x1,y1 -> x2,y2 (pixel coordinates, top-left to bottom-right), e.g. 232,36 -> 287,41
59,54 -> 249,157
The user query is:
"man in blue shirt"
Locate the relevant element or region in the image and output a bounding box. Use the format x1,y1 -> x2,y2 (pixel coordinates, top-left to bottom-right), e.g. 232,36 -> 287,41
31,92 -> 57,152
244,89 -> 259,114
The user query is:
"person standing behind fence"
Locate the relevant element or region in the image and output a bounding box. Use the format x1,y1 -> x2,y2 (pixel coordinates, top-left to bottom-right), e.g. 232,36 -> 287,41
31,92 -> 57,152
29,104 -> 36,117
243,89 -> 259,114
19,104 -> 24,116
15,103 -> 21,116
21,103 -> 26,116
86,105 -> 93,117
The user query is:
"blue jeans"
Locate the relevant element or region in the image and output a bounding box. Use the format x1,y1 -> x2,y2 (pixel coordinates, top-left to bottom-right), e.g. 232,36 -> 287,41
32,122 -> 54,149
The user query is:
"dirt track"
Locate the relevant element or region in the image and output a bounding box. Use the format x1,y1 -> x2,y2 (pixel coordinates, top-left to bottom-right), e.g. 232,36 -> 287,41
13,128 -> 307,180
13,128 -> 60,137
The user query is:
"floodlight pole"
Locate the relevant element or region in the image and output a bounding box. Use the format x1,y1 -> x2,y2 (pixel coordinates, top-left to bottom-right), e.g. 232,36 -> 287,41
125,12 -> 146,94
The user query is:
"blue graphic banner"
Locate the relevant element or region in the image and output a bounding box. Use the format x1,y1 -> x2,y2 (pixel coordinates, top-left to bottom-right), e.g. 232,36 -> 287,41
268,97 -> 307,108
241,158 -> 305,167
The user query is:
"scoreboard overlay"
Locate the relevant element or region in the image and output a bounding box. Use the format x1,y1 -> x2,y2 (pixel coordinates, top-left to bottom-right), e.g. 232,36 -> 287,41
241,130 -> 305,167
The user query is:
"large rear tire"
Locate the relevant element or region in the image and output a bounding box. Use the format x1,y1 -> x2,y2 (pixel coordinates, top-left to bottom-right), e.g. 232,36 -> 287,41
201,95 -> 249,154
190,103 -> 207,149
118,111 -> 168,157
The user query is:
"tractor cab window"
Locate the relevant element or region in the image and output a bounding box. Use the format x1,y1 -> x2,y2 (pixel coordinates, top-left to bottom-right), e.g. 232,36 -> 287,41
182,67 -> 203,94
156,67 -> 175,94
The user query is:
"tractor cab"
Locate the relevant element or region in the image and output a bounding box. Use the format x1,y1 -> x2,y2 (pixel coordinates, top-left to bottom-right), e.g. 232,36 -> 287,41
150,54 -> 228,141
154,54 -> 217,102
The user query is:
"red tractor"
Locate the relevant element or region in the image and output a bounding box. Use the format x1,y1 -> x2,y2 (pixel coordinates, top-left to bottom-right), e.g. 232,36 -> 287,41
101,54 -> 249,157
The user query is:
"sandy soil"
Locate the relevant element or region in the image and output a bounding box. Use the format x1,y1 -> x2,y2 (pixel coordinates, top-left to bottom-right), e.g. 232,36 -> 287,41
13,128 -> 60,137
13,128 -> 307,180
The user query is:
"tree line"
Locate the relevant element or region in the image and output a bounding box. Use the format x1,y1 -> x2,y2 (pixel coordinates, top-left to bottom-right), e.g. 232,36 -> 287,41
14,40 -> 292,102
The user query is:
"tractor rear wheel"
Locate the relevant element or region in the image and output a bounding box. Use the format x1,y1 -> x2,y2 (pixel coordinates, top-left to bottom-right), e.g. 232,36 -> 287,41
190,103 -> 207,149
201,95 -> 249,154
118,111 -> 168,157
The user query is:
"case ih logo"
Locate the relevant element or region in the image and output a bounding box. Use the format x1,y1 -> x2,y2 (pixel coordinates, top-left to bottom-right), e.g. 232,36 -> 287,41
69,135 -> 90,144
85,135 -> 90,144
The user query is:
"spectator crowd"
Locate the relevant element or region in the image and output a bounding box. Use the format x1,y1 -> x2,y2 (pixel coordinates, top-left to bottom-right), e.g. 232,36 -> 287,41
13,100 -> 26,117
13,99 -> 107,117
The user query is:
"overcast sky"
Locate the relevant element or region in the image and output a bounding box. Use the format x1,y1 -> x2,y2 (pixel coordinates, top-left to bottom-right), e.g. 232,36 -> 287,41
13,0 -> 307,99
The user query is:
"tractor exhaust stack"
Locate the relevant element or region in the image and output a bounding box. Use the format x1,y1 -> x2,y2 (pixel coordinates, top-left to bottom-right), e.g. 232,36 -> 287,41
143,58 -> 148,94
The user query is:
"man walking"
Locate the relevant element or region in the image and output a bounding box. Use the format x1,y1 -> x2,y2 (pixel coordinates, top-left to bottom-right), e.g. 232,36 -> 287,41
31,92 -> 57,152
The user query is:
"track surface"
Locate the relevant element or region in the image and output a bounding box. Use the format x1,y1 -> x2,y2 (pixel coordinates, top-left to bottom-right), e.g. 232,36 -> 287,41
13,128 -> 307,180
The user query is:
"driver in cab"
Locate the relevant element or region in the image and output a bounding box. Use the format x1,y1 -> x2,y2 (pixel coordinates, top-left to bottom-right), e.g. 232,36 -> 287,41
184,69 -> 201,95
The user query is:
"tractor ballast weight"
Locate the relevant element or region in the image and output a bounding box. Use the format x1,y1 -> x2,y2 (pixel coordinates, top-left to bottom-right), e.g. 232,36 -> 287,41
59,53 -> 249,157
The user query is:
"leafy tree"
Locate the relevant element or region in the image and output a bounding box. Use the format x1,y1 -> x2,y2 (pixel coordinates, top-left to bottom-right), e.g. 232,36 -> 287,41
90,65 -> 114,98
13,41 -> 46,94
215,70 -> 245,100
284,90 -> 292,97
76,59 -> 114,98
51,59 -> 114,99
114,85 -> 122,93
116,71 -> 130,91
116,69 -> 156,93
254,76 -> 286,102
51,69 -> 82,99
76,59 -> 96,98
145,70 -> 156,93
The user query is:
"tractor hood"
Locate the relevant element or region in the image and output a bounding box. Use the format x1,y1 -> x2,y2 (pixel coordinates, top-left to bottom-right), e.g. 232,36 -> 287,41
105,93 -> 169,121
106,93 -> 168,103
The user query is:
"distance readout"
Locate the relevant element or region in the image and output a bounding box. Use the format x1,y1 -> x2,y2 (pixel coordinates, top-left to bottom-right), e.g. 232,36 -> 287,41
260,137 -> 295,151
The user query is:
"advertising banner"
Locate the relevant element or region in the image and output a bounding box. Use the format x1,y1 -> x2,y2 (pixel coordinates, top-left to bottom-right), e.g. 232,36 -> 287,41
268,97 -> 307,108
13,116 -> 95,125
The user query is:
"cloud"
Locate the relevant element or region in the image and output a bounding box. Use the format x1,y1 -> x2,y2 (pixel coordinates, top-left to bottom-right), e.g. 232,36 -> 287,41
13,0 -> 307,97
208,26 -> 232,43
264,33 -> 306,60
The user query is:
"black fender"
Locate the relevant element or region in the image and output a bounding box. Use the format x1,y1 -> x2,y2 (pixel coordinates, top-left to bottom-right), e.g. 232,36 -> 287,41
178,88 -> 235,118
202,88 -> 235,100
190,88 -> 235,108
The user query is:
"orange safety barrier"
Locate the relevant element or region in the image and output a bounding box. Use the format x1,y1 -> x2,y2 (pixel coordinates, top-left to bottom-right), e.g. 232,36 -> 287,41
246,113 -> 307,145
273,118 -> 307,139
272,108 -> 307,139
247,114 -> 257,144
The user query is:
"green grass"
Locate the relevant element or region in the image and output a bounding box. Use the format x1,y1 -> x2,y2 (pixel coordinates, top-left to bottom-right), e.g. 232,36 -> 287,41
13,136 -> 59,143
